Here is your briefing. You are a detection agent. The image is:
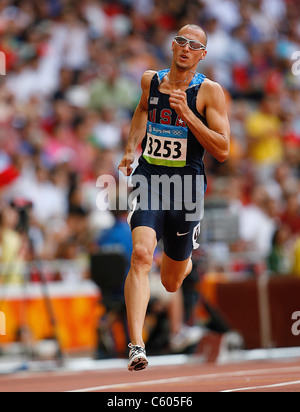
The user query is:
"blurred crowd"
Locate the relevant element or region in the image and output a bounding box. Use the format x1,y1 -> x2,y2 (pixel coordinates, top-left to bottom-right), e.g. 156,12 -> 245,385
0,0 -> 299,285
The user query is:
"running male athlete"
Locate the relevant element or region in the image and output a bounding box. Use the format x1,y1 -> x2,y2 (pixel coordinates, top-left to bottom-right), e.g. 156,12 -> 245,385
118,24 -> 230,371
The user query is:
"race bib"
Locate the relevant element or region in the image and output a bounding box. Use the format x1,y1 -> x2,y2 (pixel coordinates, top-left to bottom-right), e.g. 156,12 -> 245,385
143,121 -> 188,167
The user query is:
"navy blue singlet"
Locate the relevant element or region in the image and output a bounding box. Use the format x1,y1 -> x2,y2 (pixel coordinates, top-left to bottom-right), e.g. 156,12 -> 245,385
138,69 -> 207,178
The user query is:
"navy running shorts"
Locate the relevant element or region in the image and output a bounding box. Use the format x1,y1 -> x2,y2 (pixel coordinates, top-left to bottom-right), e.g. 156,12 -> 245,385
127,173 -> 203,261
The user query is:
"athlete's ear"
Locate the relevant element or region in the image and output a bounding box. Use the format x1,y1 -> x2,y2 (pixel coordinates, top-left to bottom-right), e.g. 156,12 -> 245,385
198,50 -> 207,62
202,50 -> 207,59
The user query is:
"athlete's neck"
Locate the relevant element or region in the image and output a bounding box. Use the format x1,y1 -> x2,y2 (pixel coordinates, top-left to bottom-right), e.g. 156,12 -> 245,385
166,70 -> 196,85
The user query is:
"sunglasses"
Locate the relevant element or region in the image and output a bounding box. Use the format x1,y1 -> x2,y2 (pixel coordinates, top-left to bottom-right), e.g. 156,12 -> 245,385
174,35 -> 206,51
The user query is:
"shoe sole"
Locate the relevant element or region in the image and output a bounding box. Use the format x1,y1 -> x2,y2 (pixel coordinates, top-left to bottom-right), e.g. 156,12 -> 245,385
128,355 -> 149,372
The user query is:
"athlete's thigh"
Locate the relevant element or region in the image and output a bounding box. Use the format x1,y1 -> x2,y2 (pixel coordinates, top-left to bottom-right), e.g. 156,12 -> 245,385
128,170 -> 166,243
130,208 -> 165,243
163,207 -> 200,262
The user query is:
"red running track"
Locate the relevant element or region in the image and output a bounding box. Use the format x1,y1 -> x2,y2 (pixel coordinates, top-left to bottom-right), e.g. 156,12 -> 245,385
1,359 -> 300,392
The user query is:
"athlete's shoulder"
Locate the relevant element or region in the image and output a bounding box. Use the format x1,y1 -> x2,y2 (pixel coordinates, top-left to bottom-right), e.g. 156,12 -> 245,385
142,70 -> 157,78
138,71 -> 158,104
142,69 -> 171,84
201,78 -> 224,94
200,78 -> 226,103
141,70 -> 157,84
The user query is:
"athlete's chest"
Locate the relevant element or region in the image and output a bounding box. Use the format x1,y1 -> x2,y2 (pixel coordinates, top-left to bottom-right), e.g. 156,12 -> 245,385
148,106 -> 187,128
148,85 -> 205,126
148,91 -> 192,128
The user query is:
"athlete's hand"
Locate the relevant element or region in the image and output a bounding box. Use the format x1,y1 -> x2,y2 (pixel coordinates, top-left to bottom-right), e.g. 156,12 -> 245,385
118,151 -> 135,176
169,89 -> 189,118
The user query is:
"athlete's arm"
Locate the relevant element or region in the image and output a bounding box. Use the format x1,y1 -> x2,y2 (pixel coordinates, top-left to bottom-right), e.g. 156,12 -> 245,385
169,80 -> 230,162
118,70 -> 155,176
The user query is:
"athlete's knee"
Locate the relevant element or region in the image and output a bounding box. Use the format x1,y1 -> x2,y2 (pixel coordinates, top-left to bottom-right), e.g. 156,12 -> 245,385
131,244 -> 153,272
162,278 -> 182,293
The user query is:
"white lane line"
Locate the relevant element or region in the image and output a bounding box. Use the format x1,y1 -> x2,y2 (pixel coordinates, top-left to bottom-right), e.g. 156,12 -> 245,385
66,366 -> 300,392
67,376 -> 188,392
221,380 -> 300,392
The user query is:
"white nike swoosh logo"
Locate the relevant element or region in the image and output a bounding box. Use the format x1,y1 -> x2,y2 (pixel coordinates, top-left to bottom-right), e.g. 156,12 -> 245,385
177,232 -> 190,237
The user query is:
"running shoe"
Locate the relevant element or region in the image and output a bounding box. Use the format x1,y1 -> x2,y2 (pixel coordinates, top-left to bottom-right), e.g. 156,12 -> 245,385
128,343 -> 148,372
